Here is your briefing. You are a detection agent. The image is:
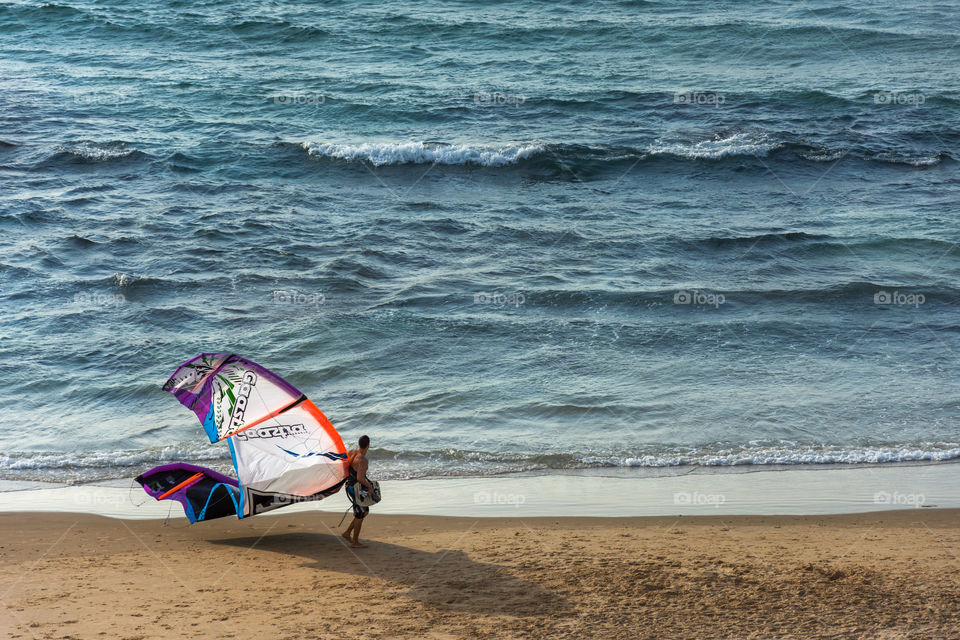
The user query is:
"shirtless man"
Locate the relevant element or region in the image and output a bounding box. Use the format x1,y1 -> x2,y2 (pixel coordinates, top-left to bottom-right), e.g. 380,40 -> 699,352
342,435 -> 372,548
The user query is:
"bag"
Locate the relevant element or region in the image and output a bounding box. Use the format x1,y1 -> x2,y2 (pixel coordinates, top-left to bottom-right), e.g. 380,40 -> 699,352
348,480 -> 381,507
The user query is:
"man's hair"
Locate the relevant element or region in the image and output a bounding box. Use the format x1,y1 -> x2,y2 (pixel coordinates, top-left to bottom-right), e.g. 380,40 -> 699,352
359,435 -> 370,449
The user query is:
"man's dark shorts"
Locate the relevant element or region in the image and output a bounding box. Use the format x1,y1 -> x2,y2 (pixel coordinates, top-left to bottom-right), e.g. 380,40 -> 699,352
347,484 -> 369,519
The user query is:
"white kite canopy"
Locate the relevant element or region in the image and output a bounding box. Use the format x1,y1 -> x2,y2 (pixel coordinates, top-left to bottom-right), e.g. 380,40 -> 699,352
228,396 -> 350,516
143,353 -> 349,520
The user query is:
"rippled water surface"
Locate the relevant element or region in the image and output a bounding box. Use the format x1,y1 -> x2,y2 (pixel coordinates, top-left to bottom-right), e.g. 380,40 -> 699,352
1,0 -> 959,482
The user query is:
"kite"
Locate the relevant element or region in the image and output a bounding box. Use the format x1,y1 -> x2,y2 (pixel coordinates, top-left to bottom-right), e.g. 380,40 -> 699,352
137,353 -> 349,522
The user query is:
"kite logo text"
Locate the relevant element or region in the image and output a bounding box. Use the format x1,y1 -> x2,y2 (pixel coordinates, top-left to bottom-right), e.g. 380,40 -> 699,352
235,424 -> 308,441
228,370 -> 259,432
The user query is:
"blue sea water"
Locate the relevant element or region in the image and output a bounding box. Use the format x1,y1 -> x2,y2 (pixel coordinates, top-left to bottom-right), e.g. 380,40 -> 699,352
1,0 -> 959,483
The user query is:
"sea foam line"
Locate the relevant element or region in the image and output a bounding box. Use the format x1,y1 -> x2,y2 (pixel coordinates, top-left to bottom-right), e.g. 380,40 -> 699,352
301,141 -> 544,166
54,142 -> 140,162
577,445 -> 960,467
647,132 -> 780,160
0,445 -> 227,471
2,444 -> 957,481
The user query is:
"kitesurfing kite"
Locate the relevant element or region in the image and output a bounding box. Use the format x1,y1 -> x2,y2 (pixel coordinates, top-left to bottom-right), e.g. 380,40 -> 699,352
136,353 -> 349,522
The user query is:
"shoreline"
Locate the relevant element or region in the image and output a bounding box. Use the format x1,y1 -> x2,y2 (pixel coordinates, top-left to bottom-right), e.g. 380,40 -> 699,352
1,461 -> 957,519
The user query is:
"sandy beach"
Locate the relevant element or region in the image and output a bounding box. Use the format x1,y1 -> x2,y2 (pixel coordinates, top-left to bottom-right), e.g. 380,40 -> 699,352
2,509 -> 958,639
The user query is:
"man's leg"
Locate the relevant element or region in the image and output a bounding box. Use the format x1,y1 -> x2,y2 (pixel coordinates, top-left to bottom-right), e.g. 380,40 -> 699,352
350,517 -> 366,548
342,518 -> 357,542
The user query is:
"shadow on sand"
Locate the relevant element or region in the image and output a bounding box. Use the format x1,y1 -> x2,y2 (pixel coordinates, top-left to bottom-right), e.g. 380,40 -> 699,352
211,531 -> 569,616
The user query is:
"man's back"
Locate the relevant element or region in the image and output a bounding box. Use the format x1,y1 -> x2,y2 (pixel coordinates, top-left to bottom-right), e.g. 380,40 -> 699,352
348,448 -> 368,485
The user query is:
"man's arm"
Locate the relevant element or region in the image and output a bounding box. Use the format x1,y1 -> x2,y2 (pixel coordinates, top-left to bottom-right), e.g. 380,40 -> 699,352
357,457 -> 373,490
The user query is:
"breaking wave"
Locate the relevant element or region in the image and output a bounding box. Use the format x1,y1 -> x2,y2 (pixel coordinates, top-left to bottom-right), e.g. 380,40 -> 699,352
4,443 -> 958,484
646,132 -> 782,159
43,142 -> 148,165
298,135 -> 951,171
301,141 -> 544,167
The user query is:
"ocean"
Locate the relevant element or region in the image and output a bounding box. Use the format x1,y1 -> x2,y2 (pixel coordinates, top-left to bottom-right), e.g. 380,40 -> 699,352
1,0 -> 959,485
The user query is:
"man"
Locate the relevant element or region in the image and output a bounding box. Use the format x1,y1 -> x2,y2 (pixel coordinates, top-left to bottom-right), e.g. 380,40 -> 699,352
342,434 -> 372,548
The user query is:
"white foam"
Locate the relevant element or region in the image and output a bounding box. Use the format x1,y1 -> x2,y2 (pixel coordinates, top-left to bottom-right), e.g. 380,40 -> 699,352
0,444 -> 227,471
3,444 -> 958,485
111,272 -> 135,287
871,152 -> 941,167
578,444 -> 960,468
647,132 -> 779,159
301,141 -> 544,167
55,142 -> 138,161
801,149 -> 848,162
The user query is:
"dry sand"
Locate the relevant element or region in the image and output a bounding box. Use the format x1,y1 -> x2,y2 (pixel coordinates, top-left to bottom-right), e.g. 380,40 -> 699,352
1,509 -> 958,639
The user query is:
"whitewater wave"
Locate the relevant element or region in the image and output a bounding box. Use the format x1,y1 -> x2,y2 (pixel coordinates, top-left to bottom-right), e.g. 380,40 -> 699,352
647,132 -> 781,160
298,135 -> 949,171
800,149 -> 848,162
301,141 -> 544,166
299,136 -> 781,168
4,443 -> 957,484
0,445 -> 230,483
870,152 -> 943,167
51,142 -> 144,163
0,445 -> 227,470
378,443 -> 960,470
577,444 -> 960,468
